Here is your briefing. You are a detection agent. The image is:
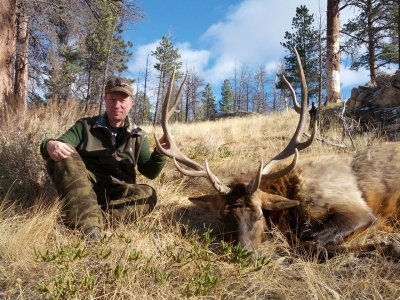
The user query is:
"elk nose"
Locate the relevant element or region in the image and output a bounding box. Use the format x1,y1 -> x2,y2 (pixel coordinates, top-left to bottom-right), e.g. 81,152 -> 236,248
238,236 -> 258,253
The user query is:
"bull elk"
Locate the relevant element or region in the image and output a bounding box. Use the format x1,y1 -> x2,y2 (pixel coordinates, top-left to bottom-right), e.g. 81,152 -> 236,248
155,49 -> 400,261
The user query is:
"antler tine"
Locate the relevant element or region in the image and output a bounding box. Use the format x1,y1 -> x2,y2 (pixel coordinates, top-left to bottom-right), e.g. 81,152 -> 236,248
164,68 -> 186,121
261,47 -> 315,176
155,68 -> 203,171
283,75 -> 301,114
154,68 -> 232,194
245,159 -> 263,194
172,158 -> 231,194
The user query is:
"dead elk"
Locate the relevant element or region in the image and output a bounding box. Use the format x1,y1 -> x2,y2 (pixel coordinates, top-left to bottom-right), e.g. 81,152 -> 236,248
155,50 -> 400,261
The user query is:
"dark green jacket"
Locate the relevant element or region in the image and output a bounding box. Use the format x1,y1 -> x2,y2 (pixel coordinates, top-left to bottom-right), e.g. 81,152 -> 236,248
40,114 -> 166,183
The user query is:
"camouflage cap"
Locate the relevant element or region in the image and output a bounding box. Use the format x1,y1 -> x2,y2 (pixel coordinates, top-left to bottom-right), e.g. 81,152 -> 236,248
105,77 -> 133,96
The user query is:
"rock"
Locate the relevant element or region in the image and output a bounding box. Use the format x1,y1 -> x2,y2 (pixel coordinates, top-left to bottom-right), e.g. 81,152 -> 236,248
350,87 -> 361,99
347,98 -> 359,110
385,123 -> 400,132
376,74 -> 392,88
374,86 -> 400,108
391,73 -> 400,90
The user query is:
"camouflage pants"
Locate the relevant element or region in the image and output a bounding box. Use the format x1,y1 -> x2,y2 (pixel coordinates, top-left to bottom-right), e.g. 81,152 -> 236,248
46,150 -> 157,232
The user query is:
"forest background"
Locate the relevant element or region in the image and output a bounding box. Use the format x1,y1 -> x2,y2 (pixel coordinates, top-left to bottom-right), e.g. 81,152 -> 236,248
1,0 -> 399,125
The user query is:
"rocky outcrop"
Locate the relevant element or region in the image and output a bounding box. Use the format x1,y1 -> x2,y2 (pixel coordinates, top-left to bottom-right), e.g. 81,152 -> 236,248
348,70 -> 400,110
346,70 -> 400,139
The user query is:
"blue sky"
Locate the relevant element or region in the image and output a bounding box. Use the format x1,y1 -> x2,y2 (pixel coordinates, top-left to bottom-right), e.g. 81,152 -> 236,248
124,0 -> 374,103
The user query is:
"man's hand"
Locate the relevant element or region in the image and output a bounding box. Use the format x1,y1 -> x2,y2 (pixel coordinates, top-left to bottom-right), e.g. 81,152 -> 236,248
46,140 -> 74,162
155,134 -> 170,154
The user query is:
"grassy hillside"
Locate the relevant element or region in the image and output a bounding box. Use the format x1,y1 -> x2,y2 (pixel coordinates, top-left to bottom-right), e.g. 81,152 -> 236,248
0,102 -> 399,299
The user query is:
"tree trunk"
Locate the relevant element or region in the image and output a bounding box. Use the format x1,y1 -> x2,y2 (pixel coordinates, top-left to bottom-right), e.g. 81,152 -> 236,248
153,67 -> 164,126
185,74 -> 190,123
98,19 -> 117,115
398,0 -> 400,70
85,65 -> 92,114
13,8 -> 29,109
0,0 -> 17,107
326,0 -> 342,104
142,54 -> 150,124
366,0 -> 377,84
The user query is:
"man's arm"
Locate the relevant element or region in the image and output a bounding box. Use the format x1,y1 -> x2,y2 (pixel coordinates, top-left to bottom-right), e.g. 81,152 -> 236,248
137,136 -> 166,179
40,121 -> 85,161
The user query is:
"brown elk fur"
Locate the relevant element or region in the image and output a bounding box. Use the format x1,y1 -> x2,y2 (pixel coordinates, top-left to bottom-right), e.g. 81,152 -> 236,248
189,142 -> 400,260
159,51 -> 400,260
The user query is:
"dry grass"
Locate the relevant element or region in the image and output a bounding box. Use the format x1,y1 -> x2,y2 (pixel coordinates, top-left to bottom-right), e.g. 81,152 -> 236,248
0,103 -> 399,299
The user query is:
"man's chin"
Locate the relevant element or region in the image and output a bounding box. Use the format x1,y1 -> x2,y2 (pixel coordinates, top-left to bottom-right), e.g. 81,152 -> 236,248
108,116 -> 125,125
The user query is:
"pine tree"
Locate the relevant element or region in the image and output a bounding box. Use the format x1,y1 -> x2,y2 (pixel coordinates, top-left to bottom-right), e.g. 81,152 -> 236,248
280,5 -> 321,103
151,35 -> 182,125
183,68 -> 203,122
40,1 -> 134,110
131,91 -> 152,125
342,0 -> 398,83
253,66 -> 268,113
201,83 -> 217,120
219,79 -> 233,114
83,12 -> 133,113
10,0 -> 143,111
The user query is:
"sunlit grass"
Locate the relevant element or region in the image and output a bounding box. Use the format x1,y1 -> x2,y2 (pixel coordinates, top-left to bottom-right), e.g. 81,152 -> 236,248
0,102 -> 398,299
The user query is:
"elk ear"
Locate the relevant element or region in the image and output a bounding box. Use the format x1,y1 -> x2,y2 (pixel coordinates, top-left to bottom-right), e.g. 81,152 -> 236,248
188,194 -> 225,212
261,194 -> 300,211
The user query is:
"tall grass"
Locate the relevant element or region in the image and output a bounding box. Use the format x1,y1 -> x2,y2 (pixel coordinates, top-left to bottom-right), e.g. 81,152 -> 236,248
0,102 -> 398,299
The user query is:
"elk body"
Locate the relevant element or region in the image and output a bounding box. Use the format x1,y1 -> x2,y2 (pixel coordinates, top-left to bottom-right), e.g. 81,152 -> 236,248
156,49 -> 400,260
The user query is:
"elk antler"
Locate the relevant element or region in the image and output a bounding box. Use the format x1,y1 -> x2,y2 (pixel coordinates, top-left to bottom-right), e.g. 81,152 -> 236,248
248,47 -> 316,191
282,75 -> 301,114
154,68 -> 232,194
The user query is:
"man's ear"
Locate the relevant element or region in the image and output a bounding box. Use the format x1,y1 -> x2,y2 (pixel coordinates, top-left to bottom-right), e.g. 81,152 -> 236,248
261,194 -> 300,211
188,194 -> 225,212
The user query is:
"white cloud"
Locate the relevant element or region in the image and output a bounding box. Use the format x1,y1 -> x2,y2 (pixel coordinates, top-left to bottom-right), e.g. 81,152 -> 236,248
128,39 -> 212,101
341,67 -> 370,88
176,42 -> 211,74
129,40 -> 159,78
198,0 -> 375,93
129,40 -> 210,80
129,0 -> 372,99
199,0 -> 329,89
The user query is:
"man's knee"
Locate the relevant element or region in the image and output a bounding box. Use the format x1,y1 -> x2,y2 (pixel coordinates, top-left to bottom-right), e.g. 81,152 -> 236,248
140,184 -> 158,211
105,184 -> 158,222
47,150 -> 88,182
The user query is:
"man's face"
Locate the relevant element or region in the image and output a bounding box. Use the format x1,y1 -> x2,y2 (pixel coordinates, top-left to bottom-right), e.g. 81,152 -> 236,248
104,91 -> 133,127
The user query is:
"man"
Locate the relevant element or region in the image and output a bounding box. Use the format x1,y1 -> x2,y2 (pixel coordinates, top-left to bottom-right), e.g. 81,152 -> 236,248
40,77 -> 168,241
308,101 -> 319,131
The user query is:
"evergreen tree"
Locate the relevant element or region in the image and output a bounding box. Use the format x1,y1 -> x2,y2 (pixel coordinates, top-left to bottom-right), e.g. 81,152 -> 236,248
9,0 -> 143,110
43,2 -> 134,110
280,5 -> 321,103
382,1 -> 399,69
131,90 -> 152,125
151,35 -> 182,125
253,66 -> 268,113
201,83 -> 217,120
219,79 -> 233,114
342,0 -> 398,83
183,68 -> 203,122
82,12 -> 133,112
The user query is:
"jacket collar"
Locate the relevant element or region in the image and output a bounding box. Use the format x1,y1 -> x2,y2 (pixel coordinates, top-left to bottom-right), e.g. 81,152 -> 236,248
93,113 -> 142,135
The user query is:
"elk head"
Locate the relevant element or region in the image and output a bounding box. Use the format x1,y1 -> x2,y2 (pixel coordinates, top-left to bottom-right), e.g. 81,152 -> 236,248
155,48 -> 316,251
